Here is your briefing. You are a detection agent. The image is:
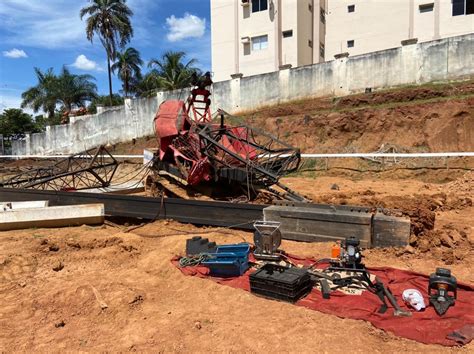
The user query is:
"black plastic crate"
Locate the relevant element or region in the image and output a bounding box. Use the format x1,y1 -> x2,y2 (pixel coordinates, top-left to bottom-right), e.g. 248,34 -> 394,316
249,263 -> 313,302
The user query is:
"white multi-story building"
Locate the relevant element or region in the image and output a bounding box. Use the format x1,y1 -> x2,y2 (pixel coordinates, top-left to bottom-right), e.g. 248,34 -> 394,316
211,0 -> 474,82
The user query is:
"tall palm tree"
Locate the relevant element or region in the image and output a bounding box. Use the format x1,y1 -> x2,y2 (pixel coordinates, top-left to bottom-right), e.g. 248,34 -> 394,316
80,0 -> 133,104
56,67 -> 98,111
111,47 -> 143,97
21,68 -> 58,119
147,51 -> 201,91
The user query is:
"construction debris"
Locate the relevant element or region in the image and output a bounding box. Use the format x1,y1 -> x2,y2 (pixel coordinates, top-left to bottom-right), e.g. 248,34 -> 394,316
148,75 -> 307,202
0,146 -> 118,191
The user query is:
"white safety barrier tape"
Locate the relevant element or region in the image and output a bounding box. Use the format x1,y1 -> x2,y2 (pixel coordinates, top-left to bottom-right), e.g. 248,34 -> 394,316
0,155 -> 141,159
1,152 -> 474,159
299,152 -> 474,158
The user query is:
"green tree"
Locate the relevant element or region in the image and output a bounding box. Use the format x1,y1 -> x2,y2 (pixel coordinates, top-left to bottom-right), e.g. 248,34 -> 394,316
33,113 -> 62,131
135,71 -> 162,97
80,0 -> 134,104
111,47 -> 143,97
56,67 -> 98,111
21,68 -> 57,119
147,51 -> 201,91
21,67 -> 97,119
0,109 -> 41,139
88,94 -> 124,114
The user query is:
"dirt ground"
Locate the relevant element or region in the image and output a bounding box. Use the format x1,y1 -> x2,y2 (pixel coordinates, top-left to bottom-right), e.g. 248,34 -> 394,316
1,171 -> 473,352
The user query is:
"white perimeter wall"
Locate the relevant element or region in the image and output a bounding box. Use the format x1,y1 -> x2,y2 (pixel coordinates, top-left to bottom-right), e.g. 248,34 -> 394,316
12,33 -> 474,156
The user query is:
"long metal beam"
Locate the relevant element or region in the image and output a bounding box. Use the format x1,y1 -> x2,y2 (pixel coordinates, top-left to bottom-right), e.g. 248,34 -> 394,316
0,188 -> 265,230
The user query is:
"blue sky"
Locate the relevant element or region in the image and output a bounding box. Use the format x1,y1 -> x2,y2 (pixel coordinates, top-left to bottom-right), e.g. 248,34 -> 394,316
0,0 -> 211,113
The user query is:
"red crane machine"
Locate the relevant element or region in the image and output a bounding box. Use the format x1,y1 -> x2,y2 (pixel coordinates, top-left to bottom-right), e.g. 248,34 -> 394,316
148,73 -> 308,202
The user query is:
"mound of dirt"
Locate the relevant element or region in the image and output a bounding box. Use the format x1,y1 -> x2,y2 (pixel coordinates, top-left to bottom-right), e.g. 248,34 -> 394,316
445,171 -> 474,194
237,80 -> 474,154
249,97 -> 474,153
415,223 -> 473,264
334,82 -> 474,108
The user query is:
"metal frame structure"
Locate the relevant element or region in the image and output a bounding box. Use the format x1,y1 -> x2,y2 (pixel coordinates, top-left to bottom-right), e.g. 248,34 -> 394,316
153,83 -> 308,202
0,146 -> 118,191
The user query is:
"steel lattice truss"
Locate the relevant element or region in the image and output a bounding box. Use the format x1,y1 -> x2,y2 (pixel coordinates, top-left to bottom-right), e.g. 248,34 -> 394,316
196,110 -> 306,201
0,146 -> 118,191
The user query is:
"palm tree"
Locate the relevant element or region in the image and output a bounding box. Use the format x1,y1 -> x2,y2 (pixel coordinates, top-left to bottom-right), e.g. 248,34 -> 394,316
111,47 -> 143,97
147,51 -> 201,91
135,71 -> 162,97
80,0 -> 133,104
21,67 -> 97,120
56,67 -> 98,111
21,68 -> 58,119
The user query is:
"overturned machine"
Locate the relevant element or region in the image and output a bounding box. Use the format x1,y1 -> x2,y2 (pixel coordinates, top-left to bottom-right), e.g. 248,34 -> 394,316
147,78 -> 308,202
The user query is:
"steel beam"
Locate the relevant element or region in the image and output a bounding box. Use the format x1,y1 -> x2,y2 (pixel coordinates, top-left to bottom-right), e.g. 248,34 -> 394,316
0,188 -> 265,230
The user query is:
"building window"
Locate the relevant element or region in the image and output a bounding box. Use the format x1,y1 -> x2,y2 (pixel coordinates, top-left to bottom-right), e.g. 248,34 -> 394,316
347,40 -> 355,48
243,43 -> 251,56
419,3 -> 434,13
309,3 -> 313,12
252,0 -> 268,13
348,4 -> 355,13
252,35 -> 268,51
320,8 -> 326,23
308,39 -> 313,48
282,30 -> 293,38
469,0 -> 474,14
453,0 -> 474,15
319,43 -> 325,59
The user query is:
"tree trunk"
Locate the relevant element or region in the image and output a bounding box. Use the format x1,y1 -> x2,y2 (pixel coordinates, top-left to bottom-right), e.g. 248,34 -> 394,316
124,73 -> 128,98
107,53 -> 113,106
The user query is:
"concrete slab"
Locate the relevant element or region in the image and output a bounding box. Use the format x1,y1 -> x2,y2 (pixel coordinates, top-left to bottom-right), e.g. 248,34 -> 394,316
0,204 -> 104,231
1,201 -> 49,211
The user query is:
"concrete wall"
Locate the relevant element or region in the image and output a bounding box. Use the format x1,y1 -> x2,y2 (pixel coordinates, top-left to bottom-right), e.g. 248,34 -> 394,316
12,33 -> 474,156
325,0 -> 474,59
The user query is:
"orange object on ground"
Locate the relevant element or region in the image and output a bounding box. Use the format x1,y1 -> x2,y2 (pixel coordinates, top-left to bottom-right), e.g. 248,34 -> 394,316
331,243 -> 341,258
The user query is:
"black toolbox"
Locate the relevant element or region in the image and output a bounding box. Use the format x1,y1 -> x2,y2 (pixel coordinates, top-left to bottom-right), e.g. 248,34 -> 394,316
249,263 -> 313,302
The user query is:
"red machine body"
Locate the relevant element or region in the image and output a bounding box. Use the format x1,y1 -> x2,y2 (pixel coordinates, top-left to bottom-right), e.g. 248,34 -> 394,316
151,83 -> 306,202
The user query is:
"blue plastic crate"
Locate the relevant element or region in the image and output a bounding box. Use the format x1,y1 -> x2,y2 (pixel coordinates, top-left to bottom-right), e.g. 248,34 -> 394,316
202,243 -> 250,277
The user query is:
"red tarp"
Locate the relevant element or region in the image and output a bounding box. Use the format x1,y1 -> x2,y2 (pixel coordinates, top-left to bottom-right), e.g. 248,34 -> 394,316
172,254 -> 474,346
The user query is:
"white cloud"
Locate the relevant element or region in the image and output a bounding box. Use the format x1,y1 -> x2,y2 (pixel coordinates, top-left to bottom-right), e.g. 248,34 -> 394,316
3,48 -> 28,58
0,1 -> 86,49
166,13 -> 206,42
71,55 -> 102,71
0,0 -> 159,50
